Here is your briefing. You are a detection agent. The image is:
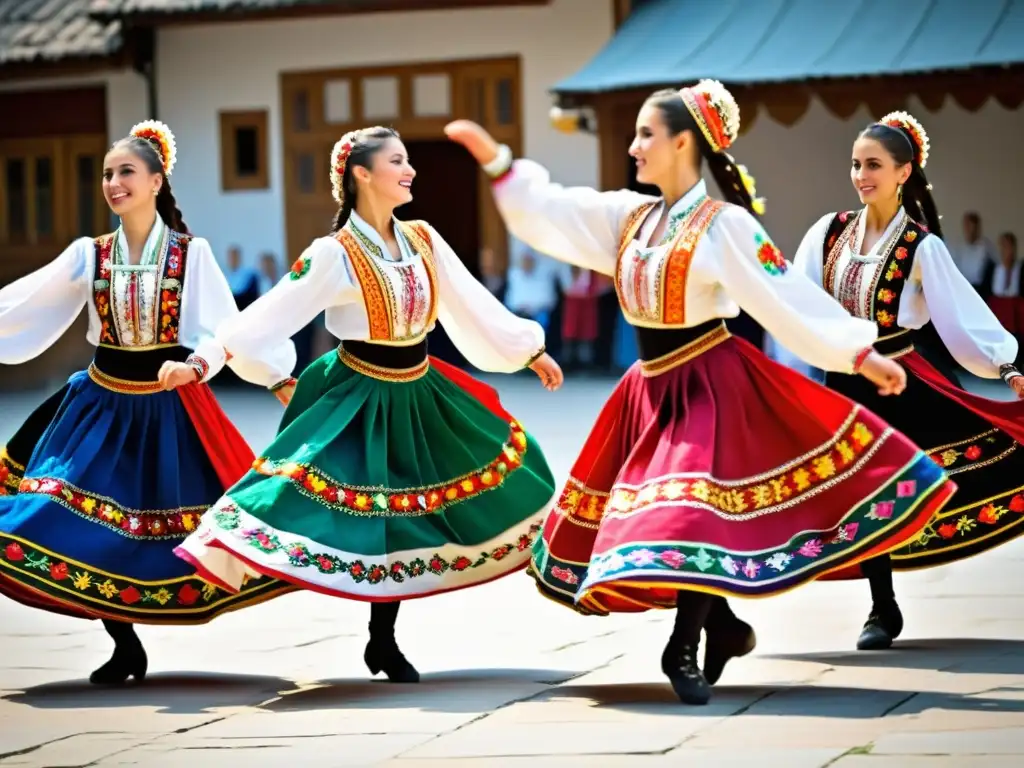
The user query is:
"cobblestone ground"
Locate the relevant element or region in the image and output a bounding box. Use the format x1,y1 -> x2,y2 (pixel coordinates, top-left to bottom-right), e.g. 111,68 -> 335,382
1,372 -> 1022,766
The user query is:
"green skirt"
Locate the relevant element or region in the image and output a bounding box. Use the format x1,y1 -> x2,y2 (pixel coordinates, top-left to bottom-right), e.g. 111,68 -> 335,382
176,349 -> 556,601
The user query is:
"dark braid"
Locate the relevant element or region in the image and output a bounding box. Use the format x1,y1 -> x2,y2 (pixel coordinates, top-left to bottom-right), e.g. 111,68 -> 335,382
328,126 -> 401,233
156,179 -> 189,234
645,88 -> 758,216
110,135 -> 189,234
858,122 -> 942,238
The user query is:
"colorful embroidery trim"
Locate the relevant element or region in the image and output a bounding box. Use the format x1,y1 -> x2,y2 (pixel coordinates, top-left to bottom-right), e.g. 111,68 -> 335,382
0,448 -> 25,495
93,235 -> 117,345
0,533 -> 291,618
212,502 -> 540,584
536,454 -> 945,594
557,414 -> 885,525
251,420 -> 529,517
159,234 -> 188,344
755,231 -> 787,275
17,477 -> 206,540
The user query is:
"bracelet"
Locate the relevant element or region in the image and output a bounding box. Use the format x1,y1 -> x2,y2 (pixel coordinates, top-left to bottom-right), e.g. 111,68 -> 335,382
482,143 -> 513,180
185,354 -> 209,382
524,346 -> 546,369
999,363 -> 1021,383
852,347 -> 872,373
269,377 -> 297,393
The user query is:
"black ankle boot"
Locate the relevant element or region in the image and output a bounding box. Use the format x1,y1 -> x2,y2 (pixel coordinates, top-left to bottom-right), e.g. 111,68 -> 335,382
365,602 -> 419,683
703,598 -> 756,685
660,641 -> 711,705
857,600 -> 904,651
90,620 -> 147,685
364,636 -> 420,683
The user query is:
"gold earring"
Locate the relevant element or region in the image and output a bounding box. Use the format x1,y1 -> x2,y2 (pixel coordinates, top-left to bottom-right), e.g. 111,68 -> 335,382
897,183 -> 903,203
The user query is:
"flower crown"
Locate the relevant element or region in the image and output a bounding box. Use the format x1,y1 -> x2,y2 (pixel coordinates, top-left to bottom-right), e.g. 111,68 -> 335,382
679,79 -> 740,153
130,120 -> 177,176
330,130 -> 359,205
878,111 -> 929,168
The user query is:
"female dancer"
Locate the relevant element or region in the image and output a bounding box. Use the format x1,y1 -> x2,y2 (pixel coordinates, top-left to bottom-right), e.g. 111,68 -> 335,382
0,121 -> 297,685
791,112 -> 1024,651
176,126 -> 561,683
445,80 -> 956,705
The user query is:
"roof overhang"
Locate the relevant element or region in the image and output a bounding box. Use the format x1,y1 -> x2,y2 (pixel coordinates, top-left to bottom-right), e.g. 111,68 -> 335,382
550,0 -> 1024,123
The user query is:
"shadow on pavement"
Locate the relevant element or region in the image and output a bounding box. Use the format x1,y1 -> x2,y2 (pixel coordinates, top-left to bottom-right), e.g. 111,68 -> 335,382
261,667 -> 582,713
3,672 -> 301,715
759,637 -> 1024,674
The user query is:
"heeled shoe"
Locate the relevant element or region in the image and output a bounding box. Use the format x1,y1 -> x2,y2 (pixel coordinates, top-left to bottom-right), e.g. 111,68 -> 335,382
856,600 -> 904,651
660,643 -> 711,705
364,637 -> 420,683
704,617 -> 756,685
89,643 -> 148,686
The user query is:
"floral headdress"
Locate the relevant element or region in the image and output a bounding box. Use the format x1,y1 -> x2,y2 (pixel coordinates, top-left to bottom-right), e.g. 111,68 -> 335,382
130,120 -> 177,177
679,80 -> 765,214
878,111 -> 929,169
330,130 -> 359,205
679,79 -> 740,154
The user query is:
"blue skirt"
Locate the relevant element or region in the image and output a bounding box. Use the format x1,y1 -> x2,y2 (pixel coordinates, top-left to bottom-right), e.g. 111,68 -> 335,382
0,367 -> 294,623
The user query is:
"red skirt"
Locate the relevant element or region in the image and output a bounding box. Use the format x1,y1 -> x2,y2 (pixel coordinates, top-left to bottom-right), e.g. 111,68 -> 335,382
528,324 -> 956,615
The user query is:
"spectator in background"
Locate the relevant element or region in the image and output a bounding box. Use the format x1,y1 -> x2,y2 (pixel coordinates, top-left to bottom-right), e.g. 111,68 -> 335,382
951,212 -> 996,291
479,245 -> 506,302
504,249 -> 559,331
560,266 -> 599,372
224,245 -> 261,310
258,251 -> 281,295
980,232 -> 1022,300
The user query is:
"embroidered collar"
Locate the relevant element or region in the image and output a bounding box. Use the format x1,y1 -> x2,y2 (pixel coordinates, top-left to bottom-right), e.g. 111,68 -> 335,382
113,216 -> 167,268
849,207 -> 908,260
347,210 -> 414,263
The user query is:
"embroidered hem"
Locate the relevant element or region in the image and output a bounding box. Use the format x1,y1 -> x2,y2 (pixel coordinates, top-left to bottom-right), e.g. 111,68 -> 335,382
0,532 -> 292,623
249,419 -> 529,517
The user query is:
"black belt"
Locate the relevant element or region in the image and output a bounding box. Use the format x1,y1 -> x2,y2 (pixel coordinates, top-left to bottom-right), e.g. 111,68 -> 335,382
634,320 -> 725,361
874,330 -> 914,358
339,338 -> 428,368
92,346 -> 190,382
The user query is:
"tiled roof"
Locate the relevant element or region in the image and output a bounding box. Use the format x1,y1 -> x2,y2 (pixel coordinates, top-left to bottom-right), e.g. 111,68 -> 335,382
88,0 -> 340,15
0,0 -> 121,65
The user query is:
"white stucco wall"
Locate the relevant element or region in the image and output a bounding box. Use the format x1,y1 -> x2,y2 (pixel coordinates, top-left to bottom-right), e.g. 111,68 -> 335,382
0,69 -> 148,144
155,0 -> 611,264
726,95 -> 1024,258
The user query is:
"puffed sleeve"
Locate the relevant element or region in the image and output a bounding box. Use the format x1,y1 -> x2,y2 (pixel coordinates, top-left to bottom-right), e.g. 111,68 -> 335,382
216,237 -> 355,365
178,238 -> 298,386
428,224 -> 545,373
790,213 -> 834,286
0,238 -> 91,365
491,158 -> 655,276
714,206 -> 877,373
915,234 -> 1018,377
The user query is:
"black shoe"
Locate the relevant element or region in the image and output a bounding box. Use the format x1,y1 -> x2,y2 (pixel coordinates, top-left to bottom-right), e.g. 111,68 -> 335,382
364,638 -> 420,683
661,643 -> 711,705
856,601 -> 904,651
704,618 -> 756,685
89,643 -> 148,686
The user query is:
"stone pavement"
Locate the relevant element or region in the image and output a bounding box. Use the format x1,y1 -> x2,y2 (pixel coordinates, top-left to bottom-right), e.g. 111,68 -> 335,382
1,375 -> 1023,767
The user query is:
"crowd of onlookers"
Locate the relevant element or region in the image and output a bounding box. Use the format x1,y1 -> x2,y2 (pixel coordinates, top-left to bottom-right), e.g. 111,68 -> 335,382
952,212 -> 1024,343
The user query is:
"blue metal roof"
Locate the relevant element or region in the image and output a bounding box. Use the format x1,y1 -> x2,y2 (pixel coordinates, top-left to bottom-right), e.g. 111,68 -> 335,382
555,0 -> 1024,94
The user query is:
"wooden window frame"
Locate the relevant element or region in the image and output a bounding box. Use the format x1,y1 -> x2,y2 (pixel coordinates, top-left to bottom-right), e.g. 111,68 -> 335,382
219,109 -> 270,191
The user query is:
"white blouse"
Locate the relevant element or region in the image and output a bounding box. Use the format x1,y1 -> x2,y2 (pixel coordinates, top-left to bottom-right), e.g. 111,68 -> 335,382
0,219 -> 296,386
215,210 -> 544,373
491,159 -> 877,374
793,210 -> 1018,378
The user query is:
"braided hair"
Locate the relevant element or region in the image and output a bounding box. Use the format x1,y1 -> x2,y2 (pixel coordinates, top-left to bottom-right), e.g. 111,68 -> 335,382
329,126 -> 401,233
644,87 -> 759,216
